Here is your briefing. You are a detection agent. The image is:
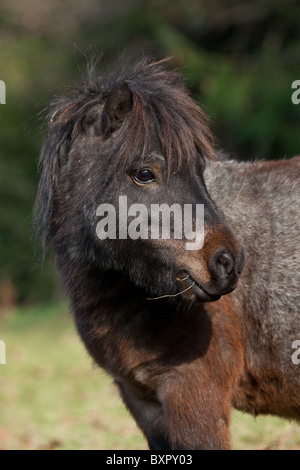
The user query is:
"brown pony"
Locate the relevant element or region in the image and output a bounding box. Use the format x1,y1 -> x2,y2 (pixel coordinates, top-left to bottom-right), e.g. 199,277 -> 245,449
35,57 -> 300,449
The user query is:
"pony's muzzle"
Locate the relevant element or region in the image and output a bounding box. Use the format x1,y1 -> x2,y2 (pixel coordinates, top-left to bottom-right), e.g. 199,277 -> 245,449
208,246 -> 245,295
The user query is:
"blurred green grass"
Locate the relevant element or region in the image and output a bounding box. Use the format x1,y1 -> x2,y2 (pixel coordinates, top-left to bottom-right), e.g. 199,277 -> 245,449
0,304 -> 299,450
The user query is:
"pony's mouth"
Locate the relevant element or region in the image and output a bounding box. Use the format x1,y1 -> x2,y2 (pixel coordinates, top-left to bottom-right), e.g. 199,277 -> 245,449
177,272 -> 221,302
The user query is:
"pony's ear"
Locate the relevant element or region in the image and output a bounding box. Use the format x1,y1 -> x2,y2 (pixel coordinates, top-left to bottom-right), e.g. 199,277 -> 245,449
101,82 -> 133,137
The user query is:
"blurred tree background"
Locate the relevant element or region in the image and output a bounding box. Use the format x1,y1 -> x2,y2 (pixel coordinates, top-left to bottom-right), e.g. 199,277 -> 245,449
0,0 -> 299,307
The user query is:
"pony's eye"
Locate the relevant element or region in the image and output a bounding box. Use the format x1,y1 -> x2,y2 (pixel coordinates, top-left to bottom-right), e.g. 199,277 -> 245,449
133,169 -> 155,184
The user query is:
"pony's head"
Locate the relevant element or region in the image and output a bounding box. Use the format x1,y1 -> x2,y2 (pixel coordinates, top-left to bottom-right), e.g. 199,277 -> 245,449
35,57 -> 244,302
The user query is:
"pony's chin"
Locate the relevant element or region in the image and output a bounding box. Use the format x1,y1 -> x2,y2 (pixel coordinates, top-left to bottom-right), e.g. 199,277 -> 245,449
177,272 -> 221,302
191,282 -> 221,302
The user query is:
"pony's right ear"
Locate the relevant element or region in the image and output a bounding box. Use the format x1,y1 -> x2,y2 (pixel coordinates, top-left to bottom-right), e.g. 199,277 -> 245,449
101,82 -> 133,137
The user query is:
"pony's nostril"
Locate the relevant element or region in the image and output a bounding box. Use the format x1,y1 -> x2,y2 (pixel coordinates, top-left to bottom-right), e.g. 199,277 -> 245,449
210,249 -> 235,278
217,252 -> 235,275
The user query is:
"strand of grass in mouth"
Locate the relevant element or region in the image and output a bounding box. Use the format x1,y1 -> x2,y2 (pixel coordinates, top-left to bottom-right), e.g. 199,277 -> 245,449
147,277 -> 194,300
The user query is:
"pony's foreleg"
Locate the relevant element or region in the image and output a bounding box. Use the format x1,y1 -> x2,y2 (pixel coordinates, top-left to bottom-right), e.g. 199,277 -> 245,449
117,381 -> 171,450
158,373 -> 232,450
117,370 -> 232,450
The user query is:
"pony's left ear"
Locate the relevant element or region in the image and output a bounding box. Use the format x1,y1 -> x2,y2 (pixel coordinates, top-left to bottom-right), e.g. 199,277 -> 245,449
101,82 -> 133,137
